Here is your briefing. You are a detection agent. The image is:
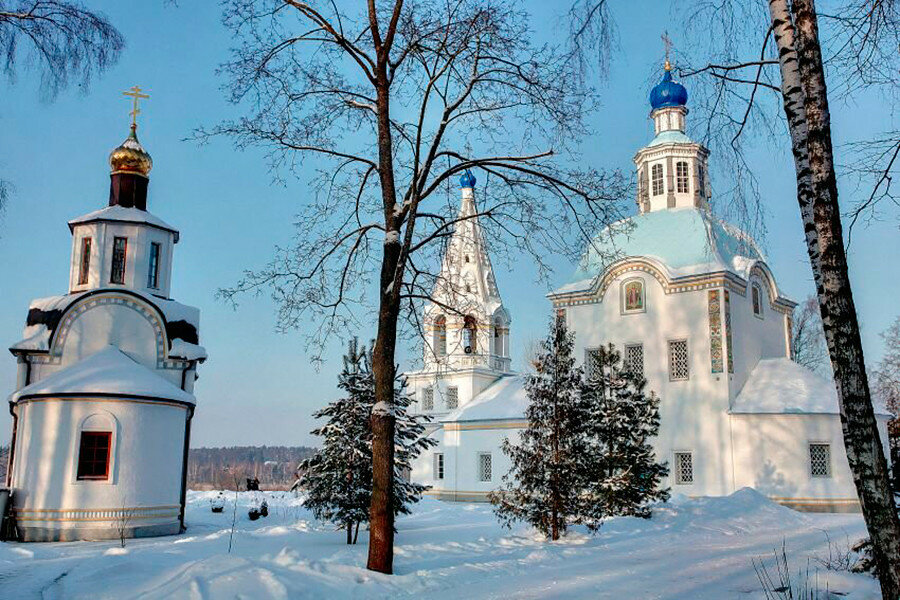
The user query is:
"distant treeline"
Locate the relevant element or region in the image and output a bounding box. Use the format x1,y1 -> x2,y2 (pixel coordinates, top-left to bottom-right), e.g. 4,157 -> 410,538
0,446 -> 7,484
188,446 -> 317,491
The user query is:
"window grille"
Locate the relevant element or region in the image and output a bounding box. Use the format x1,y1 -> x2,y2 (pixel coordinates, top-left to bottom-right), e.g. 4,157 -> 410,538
586,348 -> 602,378
676,161 -> 689,193
651,164 -> 664,196
110,237 -> 128,284
624,344 -> 644,377
447,387 -> 459,410
422,387 -> 434,411
148,242 -> 162,289
809,443 -> 831,478
77,431 -> 112,480
433,453 -> 444,480
668,339 -> 689,380
78,237 -> 92,285
478,453 -> 492,482
675,452 -> 693,484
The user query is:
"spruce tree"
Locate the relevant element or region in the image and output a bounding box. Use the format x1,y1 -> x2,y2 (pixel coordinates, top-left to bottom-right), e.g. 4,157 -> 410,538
581,343 -> 669,524
298,338 -> 435,544
490,316 -> 588,540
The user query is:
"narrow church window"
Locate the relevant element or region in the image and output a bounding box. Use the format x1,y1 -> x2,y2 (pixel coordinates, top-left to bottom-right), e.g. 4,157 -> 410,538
478,453 -> 492,482
555,308 -> 566,327
447,387 -> 459,410
809,443 -> 831,478
697,163 -> 705,197
434,453 -> 444,480
622,279 -> 645,313
674,452 -> 693,484
676,161 -> 689,193
148,242 -> 162,289
422,387 -> 434,411
465,255 -> 470,263
668,339 -> 689,380
78,237 -> 92,285
624,344 -> 644,377
752,283 -> 763,317
463,316 -> 477,354
586,348 -> 601,378
651,164 -> 664,196
76,431 -> 112,480
434,315 -> 447,356
110,237 -> 128,284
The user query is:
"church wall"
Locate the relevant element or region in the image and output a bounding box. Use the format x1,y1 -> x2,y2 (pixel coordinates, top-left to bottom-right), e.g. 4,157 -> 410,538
729,413 -> 890,511
414,424 -> 520,501
408,369 -> 501,417
727,276 -> 791,399
11,397 -> 187,538
565,276 -> 736,496
69,222 -> 176,299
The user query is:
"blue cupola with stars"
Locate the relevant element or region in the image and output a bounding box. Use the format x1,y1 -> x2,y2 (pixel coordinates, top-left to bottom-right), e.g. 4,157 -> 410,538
459,169 -> 477,189
649,64 -> 688,111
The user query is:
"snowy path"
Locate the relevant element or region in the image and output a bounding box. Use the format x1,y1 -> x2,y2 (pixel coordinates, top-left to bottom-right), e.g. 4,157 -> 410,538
0,489 -> 879,599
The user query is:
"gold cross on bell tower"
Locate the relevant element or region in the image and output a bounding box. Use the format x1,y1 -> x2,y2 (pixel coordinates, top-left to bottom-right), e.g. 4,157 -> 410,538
662,32 -> 673,71
122,85 -> 150,130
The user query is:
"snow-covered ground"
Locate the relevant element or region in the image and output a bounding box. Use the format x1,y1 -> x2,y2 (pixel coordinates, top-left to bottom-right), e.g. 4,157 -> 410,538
0,488 -> 880,599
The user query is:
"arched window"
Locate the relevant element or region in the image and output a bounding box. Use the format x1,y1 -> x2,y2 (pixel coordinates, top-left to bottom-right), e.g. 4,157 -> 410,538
651,164 -> 664,196
463,315 -> 477,354
76,413 -> 117,482
622,279 -> 645,313
433,315 -> 447,356
676,161 -> 689,193
752,283 -> 763,317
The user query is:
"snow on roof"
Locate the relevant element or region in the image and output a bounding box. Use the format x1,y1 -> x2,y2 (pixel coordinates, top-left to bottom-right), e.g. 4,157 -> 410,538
554,207 -> 767,296
10,346 -> 196,405
732,358 -> 889,416
442,375 -> 528,422
10,290 -> 201,356
169,339 -> 208,362
68,205 -> 179,238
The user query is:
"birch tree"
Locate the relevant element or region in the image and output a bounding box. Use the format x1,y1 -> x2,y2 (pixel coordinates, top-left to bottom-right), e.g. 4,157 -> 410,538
206,0 -> 621,574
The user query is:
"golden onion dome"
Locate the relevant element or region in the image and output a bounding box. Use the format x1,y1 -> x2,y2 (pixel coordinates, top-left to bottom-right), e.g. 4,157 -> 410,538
109,125 -> 153,177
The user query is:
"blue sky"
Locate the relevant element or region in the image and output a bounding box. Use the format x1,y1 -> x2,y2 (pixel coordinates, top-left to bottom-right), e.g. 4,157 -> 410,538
2,2 -> 898,447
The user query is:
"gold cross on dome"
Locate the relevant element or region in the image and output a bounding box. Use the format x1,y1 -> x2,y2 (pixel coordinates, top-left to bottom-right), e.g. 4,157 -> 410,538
662,32 -> 673,70
122,85 -> 150,129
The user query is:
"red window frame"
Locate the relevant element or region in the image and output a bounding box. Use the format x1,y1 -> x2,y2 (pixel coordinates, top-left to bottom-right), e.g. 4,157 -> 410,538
76,431 -> 112,480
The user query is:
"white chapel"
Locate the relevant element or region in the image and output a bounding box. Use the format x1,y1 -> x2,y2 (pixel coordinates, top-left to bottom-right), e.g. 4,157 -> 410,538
408,63 -> 892,512
5,102 -> 207,541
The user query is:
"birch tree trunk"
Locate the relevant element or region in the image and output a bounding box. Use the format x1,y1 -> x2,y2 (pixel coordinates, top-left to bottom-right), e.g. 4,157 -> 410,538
769,1 -> 900,596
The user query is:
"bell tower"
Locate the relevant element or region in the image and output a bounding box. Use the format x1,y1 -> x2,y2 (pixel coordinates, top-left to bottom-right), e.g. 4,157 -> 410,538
406,170 -> 513,418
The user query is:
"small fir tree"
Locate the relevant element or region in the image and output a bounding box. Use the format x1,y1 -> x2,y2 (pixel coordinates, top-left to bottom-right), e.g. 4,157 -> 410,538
581,343 -> 669,524
298,338 -> 435,544
490,315 -> 588,540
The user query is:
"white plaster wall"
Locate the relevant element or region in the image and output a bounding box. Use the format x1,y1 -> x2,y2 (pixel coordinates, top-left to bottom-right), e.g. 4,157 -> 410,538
69,222 -> 176,298
729,413 -> 891,504
408,369 -> 500,417
727,275 -> 791,397
11,398 -> 187,511
565,275 -> 735,496
413,425 -> 520,498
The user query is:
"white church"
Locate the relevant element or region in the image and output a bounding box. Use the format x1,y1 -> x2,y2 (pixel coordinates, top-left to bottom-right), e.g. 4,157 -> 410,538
4,104 -> 207,541
407,63 -> 892,512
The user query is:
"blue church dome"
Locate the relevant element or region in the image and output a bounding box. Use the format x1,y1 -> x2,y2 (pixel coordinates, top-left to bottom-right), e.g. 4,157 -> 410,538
649,69 -> 688,110
459,169 -> 477,188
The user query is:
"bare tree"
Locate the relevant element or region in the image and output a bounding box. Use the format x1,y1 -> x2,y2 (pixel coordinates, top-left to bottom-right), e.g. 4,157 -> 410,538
203,0 -> 621,574
872,317 -> 900,491
0,1 -> 124,98
791,295 -> 828,375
